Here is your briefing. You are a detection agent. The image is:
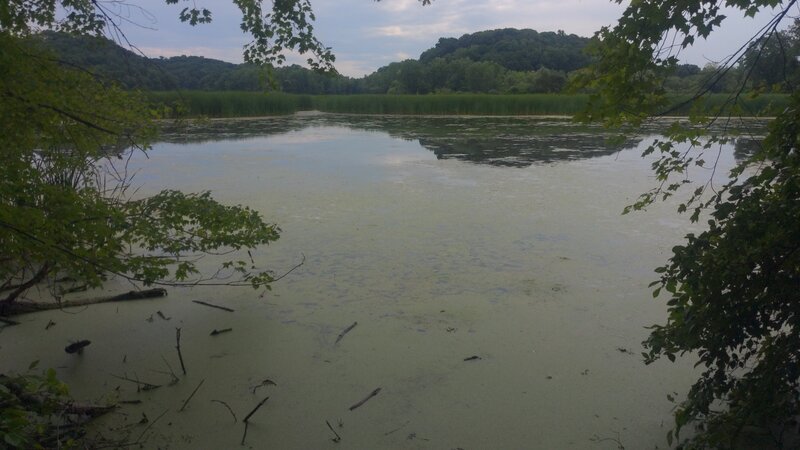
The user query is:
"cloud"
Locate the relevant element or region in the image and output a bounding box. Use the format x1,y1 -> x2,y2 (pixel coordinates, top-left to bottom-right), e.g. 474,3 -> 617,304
118,1 -> 784,78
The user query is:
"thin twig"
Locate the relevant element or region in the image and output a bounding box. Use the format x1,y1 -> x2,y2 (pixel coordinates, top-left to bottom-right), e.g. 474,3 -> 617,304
211,399 -> 238,422
179,379 -> 205,412
243,396 -> 270,423
335,321 -> 357,345
192,300 -> 234,312
108,373 -> 161,391
384,420 -> 410,436
325,420 -> 342,443
271,253 -> 306,283
135,409 -> 168,445
241,396 -> 270,446
160,355 -> 178,383
175,328 -> 186,375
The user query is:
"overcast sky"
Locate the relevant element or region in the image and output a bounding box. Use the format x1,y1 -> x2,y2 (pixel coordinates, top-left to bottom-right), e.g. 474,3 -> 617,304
109,0 -> 788,77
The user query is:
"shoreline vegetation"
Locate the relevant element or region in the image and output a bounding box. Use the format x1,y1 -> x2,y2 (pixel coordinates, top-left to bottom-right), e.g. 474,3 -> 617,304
148,91 -> 790,118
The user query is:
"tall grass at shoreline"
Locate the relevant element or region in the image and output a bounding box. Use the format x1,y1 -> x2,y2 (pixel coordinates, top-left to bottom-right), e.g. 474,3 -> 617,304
148,91 -> 311,117
147,91 -> 789,118
311,94 -> 589,115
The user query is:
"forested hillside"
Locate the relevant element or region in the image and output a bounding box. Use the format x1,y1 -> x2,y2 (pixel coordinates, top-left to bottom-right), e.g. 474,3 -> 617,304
419,28 -> 590,71
36,28 -> 732,95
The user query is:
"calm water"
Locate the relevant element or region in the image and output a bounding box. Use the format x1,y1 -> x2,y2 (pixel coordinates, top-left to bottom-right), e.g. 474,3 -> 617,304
1,114 -> 762,448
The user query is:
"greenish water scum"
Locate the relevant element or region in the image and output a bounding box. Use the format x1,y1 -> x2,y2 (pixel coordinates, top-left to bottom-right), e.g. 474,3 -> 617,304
0,114 -> 763,448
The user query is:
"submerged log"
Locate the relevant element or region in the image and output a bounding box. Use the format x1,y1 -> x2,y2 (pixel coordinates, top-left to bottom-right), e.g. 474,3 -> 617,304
65,340 -> 91,354
0,288 -> 167,317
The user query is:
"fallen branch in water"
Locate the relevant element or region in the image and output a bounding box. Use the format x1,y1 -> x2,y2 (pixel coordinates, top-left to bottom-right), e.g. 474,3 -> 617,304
335,322 -> 358,345
192,300 -> 234,312
1,288 -> 167,316
176,328 -> 187,375
179,379 -> 205,412
348,387 -> 381,411
241,396 -> 269,446
64,403 -> 117,418
0,317 -> 19,326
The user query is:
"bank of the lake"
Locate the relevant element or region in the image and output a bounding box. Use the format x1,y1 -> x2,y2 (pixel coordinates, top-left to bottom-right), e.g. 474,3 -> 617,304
147,91 -> 790,118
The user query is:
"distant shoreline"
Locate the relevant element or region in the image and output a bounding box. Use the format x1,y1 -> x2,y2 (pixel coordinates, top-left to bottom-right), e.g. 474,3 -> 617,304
146,91 -> 788,119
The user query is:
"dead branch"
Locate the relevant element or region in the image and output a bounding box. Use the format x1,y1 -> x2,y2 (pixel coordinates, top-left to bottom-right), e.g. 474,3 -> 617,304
192,300 -> 234,312
1,288 -> 167,317
348,388 -> 381,411
175,328 -> 187,375
241,396 -> 269,446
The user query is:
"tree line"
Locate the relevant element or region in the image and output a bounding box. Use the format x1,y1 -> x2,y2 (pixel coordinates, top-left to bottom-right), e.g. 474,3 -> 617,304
36,26 -> 793,96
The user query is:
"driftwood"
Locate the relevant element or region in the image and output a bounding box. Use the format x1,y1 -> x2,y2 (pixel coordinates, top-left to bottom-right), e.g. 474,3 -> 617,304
0,288 -> 167,317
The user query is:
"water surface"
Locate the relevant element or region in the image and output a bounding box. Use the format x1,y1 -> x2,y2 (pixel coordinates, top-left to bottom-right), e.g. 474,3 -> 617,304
1,114 -> 760,449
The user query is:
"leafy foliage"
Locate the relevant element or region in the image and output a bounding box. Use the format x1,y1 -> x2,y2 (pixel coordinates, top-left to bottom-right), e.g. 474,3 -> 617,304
0,1 -> 329,305
574,0 -> 800,447
0,365 -> 72,448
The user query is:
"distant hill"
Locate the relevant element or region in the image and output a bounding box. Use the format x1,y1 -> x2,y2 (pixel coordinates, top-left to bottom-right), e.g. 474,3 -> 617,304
419,28 -> 591,72
34,29 -> 705,95
33,31 -> 263,91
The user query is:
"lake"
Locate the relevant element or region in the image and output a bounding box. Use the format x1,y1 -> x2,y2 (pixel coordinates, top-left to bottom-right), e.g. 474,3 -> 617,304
0,114 -> 761,448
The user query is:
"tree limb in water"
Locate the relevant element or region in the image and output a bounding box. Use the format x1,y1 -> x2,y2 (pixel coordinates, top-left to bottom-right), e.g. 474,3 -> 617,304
0,288 -> 167,317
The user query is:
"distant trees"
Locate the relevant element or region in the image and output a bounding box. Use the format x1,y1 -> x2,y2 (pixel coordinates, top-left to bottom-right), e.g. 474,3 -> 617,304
35,23 -> 800,97
742,18 -> 800,92
38,28 -> 588,95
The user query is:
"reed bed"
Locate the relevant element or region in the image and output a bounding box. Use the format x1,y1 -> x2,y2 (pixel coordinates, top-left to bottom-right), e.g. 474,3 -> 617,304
148,91 -> 310,117
147,91 -> 788,118
311,94 -> 589,115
